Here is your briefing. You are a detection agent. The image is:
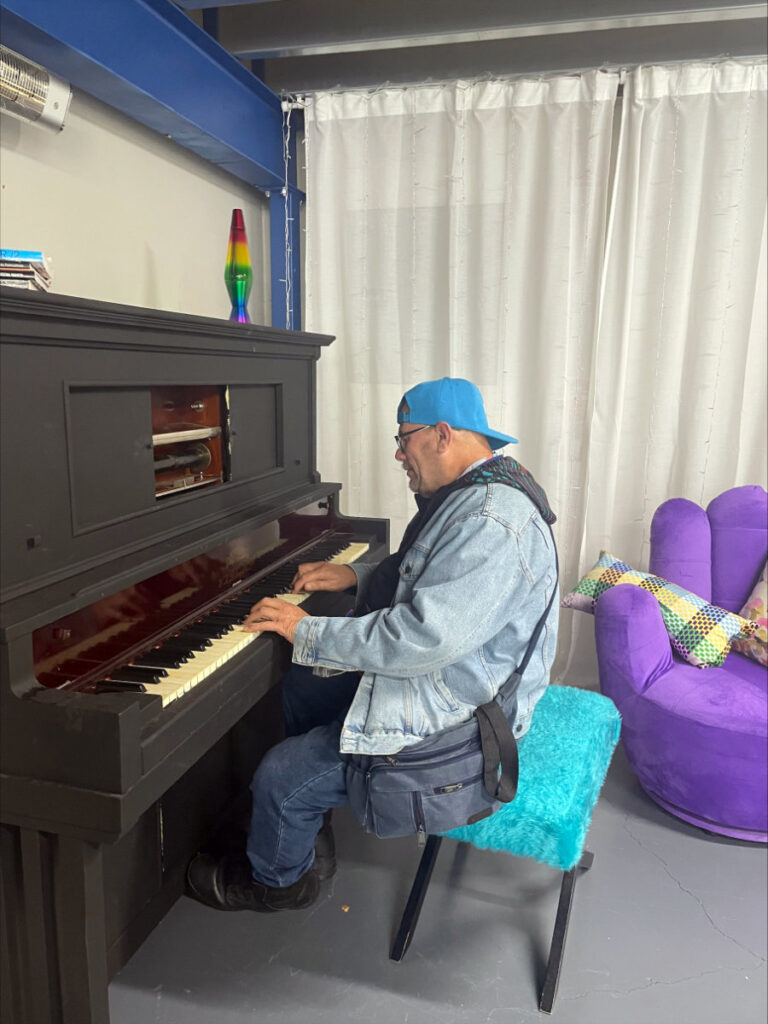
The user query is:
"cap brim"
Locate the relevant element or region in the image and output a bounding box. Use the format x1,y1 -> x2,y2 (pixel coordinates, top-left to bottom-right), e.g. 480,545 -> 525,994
486,430 -> 519,449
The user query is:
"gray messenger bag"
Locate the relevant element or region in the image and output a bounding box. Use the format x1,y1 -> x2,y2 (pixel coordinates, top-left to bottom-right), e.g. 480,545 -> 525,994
344,560 -> 558,841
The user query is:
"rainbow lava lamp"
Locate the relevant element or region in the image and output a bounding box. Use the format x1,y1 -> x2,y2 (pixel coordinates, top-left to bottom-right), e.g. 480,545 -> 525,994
224,208 -> 253,323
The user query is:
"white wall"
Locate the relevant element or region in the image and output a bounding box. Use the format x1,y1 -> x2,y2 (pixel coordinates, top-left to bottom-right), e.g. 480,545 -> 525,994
0,89 -> 271,322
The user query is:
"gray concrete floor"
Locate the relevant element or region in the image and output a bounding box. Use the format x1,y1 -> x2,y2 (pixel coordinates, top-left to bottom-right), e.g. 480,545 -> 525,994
110,744 -> 767,1024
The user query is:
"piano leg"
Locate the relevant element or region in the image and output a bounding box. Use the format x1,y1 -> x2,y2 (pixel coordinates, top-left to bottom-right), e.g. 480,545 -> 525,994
1,826 -> 109,1024
54,836 -> 110,1024
1,825 -> 50,1024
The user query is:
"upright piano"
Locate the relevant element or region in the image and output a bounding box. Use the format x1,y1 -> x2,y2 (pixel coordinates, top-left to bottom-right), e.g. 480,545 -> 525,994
0,291 -> 388,1024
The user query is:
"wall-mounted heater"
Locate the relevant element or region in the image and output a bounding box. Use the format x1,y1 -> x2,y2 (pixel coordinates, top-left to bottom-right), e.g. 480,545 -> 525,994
0,45 -> 71,131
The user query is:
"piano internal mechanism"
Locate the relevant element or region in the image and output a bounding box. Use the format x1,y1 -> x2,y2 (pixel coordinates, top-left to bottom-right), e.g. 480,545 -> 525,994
151,385 -> 229,498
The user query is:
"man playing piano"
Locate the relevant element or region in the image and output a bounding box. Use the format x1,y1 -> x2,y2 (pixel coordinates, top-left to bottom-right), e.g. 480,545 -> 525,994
187,377 -> 558,912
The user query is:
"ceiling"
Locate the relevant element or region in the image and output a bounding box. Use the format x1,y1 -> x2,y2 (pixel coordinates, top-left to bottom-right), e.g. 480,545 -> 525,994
173,0 -> 768,93
2,0 -> 764,198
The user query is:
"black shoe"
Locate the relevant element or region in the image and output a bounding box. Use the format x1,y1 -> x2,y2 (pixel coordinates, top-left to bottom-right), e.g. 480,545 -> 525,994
314,811 -> 337,881
186,853 -> 320,912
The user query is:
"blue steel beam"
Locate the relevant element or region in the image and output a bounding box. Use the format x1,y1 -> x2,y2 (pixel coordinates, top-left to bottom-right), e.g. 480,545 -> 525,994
0,0 -> 292,193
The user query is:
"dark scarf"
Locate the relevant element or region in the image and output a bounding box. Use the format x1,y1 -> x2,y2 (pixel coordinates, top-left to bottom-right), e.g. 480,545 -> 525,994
359,455 -> 556,614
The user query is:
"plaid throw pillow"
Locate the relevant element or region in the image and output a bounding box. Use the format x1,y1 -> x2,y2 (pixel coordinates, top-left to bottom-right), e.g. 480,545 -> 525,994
562,551 -> 758,668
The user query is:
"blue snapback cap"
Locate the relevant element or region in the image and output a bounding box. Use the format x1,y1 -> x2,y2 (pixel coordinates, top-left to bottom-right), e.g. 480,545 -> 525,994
398,377 -> 518,450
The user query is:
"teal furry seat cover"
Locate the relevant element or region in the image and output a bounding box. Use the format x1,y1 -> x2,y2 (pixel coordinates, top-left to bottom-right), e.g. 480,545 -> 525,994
442,685 -> 621,871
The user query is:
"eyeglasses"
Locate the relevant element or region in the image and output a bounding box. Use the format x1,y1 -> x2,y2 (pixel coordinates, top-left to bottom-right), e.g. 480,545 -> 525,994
394,425 -> 432,452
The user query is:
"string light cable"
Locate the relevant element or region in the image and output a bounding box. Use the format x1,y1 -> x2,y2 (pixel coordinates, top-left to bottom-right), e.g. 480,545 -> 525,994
280,94 -> 305,329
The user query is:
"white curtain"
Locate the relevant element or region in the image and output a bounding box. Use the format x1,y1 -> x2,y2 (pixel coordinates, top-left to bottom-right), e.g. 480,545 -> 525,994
303,60 -> 767,686
567,60 -> 768,680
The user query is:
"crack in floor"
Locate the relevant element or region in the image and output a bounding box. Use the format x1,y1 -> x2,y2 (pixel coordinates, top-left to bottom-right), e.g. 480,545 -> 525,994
622,815 -> 765,958
621,816 -> 766,963
562,961 -> 764,1002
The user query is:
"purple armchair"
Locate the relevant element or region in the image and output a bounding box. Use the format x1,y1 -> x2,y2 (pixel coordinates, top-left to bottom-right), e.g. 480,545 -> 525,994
595,486 -> 768,842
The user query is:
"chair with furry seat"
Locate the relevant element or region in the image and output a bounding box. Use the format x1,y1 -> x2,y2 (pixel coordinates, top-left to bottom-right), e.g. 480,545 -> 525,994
390,684 -> 621,1014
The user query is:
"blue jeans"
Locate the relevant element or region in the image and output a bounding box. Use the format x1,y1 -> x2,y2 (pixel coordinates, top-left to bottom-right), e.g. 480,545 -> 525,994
246,665 -> 361,888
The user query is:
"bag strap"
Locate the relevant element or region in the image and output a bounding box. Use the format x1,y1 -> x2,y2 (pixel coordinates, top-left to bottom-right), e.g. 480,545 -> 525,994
476,526 -> 559,804
497,526 -> 559,699
514,526 -> 559,680
476,701 -> 519,802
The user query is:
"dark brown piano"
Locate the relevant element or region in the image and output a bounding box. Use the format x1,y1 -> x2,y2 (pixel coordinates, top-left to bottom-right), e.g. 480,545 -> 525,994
0,290 -> 388,1024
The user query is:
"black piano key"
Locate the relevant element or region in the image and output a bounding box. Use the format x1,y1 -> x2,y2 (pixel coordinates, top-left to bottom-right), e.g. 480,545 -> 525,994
227,586 -> 296,608
242,589 -> 283,602
231,589 -> 264,599
186,621 -> 229,636
202,613 -> 241,625
128,661 -> 168,677
169,633 -> 212,651
94,679 -> 147,693
207,615 -> 231,626
160,641 -> 198,657
107,668 -> 163,685
222,603 -> 257,615
199,623 -> 237,635
132,654 -> 175,670
138,651 -> 187,667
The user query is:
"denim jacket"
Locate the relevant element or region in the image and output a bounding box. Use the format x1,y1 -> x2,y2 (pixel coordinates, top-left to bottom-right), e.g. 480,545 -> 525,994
292,484 -> 559,756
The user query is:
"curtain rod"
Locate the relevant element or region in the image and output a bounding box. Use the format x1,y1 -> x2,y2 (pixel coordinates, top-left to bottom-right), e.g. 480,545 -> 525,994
285,53 -> 766,101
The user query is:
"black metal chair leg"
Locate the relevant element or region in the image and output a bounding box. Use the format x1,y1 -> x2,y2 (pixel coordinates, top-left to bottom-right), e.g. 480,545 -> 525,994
538,849 -> 594,1014
390,836 -> 443,962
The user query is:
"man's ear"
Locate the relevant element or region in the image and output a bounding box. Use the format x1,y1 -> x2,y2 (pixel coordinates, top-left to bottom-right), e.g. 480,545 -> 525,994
433,421 -> 452,451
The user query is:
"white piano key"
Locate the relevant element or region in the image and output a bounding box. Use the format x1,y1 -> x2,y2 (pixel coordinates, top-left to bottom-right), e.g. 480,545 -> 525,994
329,541 -> 369,565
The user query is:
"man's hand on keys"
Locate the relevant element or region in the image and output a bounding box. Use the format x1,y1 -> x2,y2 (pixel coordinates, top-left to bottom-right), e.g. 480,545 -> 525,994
242,598 -> 308,643
241,562 -> 357,643
290,561 -> 357,595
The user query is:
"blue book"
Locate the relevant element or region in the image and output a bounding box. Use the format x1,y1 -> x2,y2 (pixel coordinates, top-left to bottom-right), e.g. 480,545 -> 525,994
1,249 -> 45,263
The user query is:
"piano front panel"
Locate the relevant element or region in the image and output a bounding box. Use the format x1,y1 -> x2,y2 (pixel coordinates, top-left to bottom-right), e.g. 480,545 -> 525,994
0,293 -> 332,602
102,683 -> 287,978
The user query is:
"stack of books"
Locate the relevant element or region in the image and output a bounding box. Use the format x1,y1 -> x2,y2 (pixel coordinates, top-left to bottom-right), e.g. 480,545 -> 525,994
0,249 -> 52,291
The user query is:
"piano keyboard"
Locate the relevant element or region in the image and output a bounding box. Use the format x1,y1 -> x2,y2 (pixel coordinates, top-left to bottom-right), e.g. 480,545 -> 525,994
97,540 -> 369,707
